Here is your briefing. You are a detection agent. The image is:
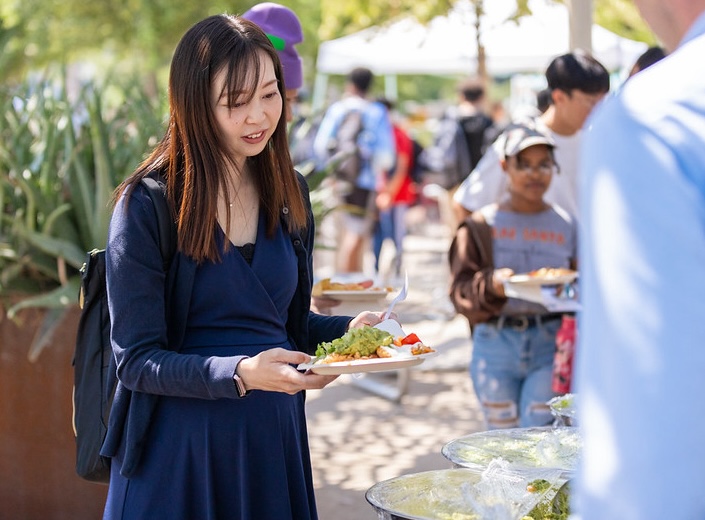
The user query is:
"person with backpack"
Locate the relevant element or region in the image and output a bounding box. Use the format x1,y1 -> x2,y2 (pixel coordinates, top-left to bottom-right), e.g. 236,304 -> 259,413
372,98 -> 418,277
452,51 -> 611,224
312,67 -> 395,273
420,78 -> 496,191
450,52 -> 609,421
100,15 -> 387,520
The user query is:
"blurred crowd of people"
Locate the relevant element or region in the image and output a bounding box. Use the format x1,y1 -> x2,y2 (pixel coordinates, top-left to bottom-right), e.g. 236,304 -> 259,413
292,47 -> 668,285
299,68 -> 505,279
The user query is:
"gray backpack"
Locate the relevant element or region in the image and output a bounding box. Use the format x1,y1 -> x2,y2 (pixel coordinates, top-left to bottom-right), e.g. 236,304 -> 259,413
325,109 -> 364,184
418,118 -> 471,190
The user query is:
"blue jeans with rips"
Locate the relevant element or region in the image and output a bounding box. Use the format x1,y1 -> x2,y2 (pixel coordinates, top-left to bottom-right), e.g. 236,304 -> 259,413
470,317 -> 561,429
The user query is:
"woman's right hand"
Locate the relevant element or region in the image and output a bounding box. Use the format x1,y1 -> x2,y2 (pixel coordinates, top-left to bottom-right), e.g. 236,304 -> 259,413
236,348 -> 338,395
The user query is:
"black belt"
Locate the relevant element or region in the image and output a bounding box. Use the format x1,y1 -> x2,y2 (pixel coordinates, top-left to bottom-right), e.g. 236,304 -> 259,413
486,313 -> 564,330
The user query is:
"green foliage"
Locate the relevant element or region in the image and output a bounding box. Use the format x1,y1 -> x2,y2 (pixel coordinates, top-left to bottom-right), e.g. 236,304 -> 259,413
1,1 -> 658,96
319,0 -> 455,40
0,73 -> 165,357
593,0 -> 658,45
0,0 -> 254,81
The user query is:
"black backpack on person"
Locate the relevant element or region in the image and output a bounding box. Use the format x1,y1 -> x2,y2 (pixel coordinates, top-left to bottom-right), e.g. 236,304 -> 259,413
457,112 -> 495,172
418,113 -> 495,190
72,175 -> 175,483
409,138 -> 426,185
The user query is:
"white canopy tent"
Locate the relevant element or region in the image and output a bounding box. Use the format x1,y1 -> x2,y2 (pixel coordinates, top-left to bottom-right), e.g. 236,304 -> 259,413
312,0 -> 647,108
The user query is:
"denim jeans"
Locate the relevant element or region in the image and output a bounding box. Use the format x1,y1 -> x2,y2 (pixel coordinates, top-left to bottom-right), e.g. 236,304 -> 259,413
372,204 -> 409,273
470,317 -> 561,429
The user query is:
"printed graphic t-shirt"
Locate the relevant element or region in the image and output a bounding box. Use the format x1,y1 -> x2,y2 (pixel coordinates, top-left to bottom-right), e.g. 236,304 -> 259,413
480,203 -> 577,315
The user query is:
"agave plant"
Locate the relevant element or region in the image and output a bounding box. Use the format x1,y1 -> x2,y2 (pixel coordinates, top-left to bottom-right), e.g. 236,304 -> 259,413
0,72 -> 336,359
0,73 -> 165,359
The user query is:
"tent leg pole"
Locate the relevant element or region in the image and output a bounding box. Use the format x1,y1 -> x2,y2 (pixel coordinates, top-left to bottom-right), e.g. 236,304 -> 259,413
312,73 -> 329,112
384,74 -> 398,101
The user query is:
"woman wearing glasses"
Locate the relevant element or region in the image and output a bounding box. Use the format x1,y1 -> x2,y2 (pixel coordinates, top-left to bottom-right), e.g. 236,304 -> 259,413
448,123 -> 577,430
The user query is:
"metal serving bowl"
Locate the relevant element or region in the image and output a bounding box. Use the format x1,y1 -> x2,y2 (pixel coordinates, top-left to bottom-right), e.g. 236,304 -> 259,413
441,426 -> 581,478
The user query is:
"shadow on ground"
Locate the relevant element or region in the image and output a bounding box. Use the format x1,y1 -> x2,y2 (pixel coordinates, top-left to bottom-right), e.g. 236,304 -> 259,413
307,368 -> 485,520
307,216 -> 485,519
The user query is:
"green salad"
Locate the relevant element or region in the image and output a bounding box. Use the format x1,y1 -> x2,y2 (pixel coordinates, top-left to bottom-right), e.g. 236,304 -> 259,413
522,480 -> 571,520
315,325 -> 393,358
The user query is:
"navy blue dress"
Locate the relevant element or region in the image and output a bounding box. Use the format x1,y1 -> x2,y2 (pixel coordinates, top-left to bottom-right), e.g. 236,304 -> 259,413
104,212 -> 318,520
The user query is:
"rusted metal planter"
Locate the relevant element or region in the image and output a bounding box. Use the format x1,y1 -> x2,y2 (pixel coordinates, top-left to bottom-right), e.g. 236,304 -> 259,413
0,306 -> 107,519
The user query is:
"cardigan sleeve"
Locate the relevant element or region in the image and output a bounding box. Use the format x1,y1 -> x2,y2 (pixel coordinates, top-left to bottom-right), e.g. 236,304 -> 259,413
106,183 -> 241,400
448,216 -> 508,325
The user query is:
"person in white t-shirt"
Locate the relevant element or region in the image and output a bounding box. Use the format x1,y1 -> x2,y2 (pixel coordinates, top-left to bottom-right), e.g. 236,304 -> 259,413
452,50 -> 610,223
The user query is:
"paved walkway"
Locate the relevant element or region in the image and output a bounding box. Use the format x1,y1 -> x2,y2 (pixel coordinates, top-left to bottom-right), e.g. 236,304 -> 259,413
307,216 -> 486,519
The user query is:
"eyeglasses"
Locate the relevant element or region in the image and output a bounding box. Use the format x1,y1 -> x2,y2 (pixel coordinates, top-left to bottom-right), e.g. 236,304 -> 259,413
511,161 -> 559,176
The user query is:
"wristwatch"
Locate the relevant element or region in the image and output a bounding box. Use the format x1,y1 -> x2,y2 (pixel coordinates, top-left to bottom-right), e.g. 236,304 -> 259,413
233,362 -> 249,398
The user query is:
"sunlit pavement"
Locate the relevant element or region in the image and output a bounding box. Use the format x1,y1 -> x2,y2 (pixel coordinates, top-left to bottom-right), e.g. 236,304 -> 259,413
308,216 -> 486,519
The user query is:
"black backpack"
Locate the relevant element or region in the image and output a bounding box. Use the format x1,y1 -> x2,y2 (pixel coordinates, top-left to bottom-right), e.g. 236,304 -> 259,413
325,109 -> 364,184
457,113 -> 496,171
417,117 -> 468,190
418,113 -> 494,190
409,138 -> 425,184
72,175 -> 175,483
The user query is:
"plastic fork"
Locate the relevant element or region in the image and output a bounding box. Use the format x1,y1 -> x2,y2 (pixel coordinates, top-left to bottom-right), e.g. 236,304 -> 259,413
382,271 -> 408,320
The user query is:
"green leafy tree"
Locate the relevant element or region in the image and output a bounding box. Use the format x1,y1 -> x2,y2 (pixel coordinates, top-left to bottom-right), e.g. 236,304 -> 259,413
2,0 -> 657,94
593,0 -> 658,45
0,0 -> 258,81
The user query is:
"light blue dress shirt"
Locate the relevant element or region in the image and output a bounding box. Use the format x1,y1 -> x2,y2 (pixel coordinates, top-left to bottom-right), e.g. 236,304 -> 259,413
576,12 -> 705,520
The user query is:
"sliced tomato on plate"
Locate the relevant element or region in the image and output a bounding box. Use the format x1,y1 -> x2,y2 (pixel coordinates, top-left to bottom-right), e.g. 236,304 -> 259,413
393,332 -> 420,346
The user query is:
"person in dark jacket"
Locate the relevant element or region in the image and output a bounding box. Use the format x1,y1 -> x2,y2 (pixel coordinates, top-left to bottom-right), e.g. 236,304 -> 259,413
101,14 -> 385,520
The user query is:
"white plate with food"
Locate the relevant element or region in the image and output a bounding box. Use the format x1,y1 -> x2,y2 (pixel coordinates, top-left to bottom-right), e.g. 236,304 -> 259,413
299,355 -> 424,375
508,268 -> 577,286
312,278 -> 392,300
298,320 -> 435,375
320,289 -> 390,300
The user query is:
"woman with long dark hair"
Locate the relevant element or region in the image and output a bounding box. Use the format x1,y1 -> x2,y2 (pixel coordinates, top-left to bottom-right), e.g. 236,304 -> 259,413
102,14 -> 384,519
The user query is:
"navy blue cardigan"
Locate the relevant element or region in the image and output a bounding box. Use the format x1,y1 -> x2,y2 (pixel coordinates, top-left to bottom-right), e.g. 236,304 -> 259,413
101,172 -> 350,477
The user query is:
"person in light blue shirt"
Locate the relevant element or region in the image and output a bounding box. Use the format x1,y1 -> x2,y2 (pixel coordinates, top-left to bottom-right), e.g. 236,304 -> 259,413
313,67 -> 395,272
575,1 -> 705,518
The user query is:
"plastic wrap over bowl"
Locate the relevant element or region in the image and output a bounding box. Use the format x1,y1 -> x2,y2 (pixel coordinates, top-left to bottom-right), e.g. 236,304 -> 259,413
442,426 -> 581,479
366,466 -> 568,520
548,393 -> 578,426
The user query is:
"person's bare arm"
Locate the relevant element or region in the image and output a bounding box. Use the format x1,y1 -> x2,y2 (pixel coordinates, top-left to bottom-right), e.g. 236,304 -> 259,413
452,198 -> 472,223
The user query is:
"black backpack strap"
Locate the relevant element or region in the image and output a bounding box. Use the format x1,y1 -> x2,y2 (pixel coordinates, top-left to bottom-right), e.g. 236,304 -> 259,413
140,175 -> 176,268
